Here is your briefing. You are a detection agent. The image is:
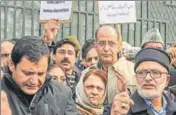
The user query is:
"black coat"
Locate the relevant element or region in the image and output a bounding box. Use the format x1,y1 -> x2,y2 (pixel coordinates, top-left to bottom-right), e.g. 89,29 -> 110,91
128,91 -> 176,115
166,85 -> 176,102
1,73 -> 79,115
168,69 -> 176,87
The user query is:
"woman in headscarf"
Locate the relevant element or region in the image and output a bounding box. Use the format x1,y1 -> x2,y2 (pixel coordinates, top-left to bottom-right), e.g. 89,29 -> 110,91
76,68 -> 107,115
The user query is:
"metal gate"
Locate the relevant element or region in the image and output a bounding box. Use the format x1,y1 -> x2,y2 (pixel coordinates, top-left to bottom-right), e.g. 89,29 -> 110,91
1,1 -> 176,47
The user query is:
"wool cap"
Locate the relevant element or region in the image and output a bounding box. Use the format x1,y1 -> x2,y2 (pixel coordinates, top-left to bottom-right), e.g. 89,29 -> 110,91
134,48 -> 171,72
141,28 -> 164,48
66,35 -> 81,52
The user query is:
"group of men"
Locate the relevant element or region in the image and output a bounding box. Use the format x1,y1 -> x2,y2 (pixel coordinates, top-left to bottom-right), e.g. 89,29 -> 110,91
1,19 -> 176,115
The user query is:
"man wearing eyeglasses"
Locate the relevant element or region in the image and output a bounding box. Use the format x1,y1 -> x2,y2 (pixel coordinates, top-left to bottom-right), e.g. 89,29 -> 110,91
140,28 -> 176,92
52,36 -> 81,100
94,25 -> 137,104
110,48 -> 176,115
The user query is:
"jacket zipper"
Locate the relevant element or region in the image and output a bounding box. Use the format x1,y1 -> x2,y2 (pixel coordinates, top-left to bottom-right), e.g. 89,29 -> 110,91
44,101 -> 49,115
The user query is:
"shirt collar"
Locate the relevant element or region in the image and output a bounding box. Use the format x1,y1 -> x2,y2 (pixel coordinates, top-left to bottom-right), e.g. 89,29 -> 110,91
144,96 -> 167,114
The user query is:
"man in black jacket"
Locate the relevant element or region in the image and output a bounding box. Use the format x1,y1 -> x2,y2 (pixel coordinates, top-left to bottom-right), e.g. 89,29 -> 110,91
110,48 -> 176,115
1,36 -> 79,115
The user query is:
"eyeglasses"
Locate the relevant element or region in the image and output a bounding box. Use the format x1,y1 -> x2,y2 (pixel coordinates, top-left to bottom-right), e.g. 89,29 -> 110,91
97,41 -> 117,48
136,69 -> 168,79
57,49 -> 74,56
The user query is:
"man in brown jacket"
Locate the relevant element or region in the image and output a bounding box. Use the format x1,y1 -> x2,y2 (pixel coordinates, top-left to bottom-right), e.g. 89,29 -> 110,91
81,25 -> 137,104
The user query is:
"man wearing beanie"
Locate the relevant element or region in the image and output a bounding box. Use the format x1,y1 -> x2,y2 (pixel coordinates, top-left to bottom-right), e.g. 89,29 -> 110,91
141,28 -> 176,93
110,48 -> 176,115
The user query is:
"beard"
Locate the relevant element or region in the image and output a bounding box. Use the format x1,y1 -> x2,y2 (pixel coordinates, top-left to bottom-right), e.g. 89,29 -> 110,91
137,82 -> 166,100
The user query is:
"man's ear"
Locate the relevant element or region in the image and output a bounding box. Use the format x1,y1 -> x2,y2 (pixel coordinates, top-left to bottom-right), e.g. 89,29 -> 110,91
81,59 -> 87,67
52,54 -> 56,62
76,51 -> 80,58
8,60 -> 15,73
165,75 -> 171,87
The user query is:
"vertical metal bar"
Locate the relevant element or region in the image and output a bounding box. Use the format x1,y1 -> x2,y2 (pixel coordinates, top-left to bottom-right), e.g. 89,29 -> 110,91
77,1 -> 80,41
31,1 -> 34,36
153,21 -> 156,28
140,1 -> 143,43
38,7 -> 42,36
69,1 -> 73,36
147,1 -> 150,18
4,1 -> 7,39
39,23 -> 42,37
134,23 -> 136,46
38,4 -> 41,37
22,1 -> 25,36
69,21 -> 72,36
85,1 -> 88,41
61,24 -> 64,39
127,24 -> 130,43
152,2 -> 157,28
69,16 -> 72,36
147,20 -> 149,32
85,1 -> 88,11
93,1 -> 95,39
13,0 -> 17,38
159,22 -> 161,33
164,24 -> 167,48
85,14 -> 88,41
69,13 -> 72,36
121,24 -> 123,39
70,1 -> 74,36
147,1 -> 149,31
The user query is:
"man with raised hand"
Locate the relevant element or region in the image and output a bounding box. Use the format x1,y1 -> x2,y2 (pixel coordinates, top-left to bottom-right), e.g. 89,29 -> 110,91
111,48 -> 176,115
82,25 -> 137,104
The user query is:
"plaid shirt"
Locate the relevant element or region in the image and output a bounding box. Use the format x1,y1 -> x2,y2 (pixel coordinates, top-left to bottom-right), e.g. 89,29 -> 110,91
66,68 -> 80,100
66,72 -> 76,89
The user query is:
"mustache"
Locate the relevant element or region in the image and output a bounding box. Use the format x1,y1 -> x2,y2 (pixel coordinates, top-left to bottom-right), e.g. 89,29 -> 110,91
61,58 -> 70,64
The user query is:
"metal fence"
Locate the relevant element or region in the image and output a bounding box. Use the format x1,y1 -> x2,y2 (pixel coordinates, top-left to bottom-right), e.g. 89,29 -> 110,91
1,1 -> 176,48
1,1 -> 40,39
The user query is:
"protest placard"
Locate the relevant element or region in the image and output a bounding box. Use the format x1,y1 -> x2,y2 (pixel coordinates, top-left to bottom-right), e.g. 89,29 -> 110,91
98,1 -> 136,24
40,1 -> 72,23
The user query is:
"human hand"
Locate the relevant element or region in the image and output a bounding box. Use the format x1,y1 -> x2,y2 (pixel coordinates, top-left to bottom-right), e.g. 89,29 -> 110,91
111,92 -> 134,115
113,67 -> 127,92
43,19 -> 60,44
1,91 -> 11,115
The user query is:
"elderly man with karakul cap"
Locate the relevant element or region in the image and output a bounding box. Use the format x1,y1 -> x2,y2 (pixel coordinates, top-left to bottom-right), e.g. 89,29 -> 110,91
141,28 -> 165,50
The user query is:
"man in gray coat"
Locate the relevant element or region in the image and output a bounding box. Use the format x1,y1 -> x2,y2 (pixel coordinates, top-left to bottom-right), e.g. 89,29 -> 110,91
1,36 -> 79,115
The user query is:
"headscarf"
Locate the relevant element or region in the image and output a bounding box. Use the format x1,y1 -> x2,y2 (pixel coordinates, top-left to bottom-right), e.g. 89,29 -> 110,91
76,69 -> 106,114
